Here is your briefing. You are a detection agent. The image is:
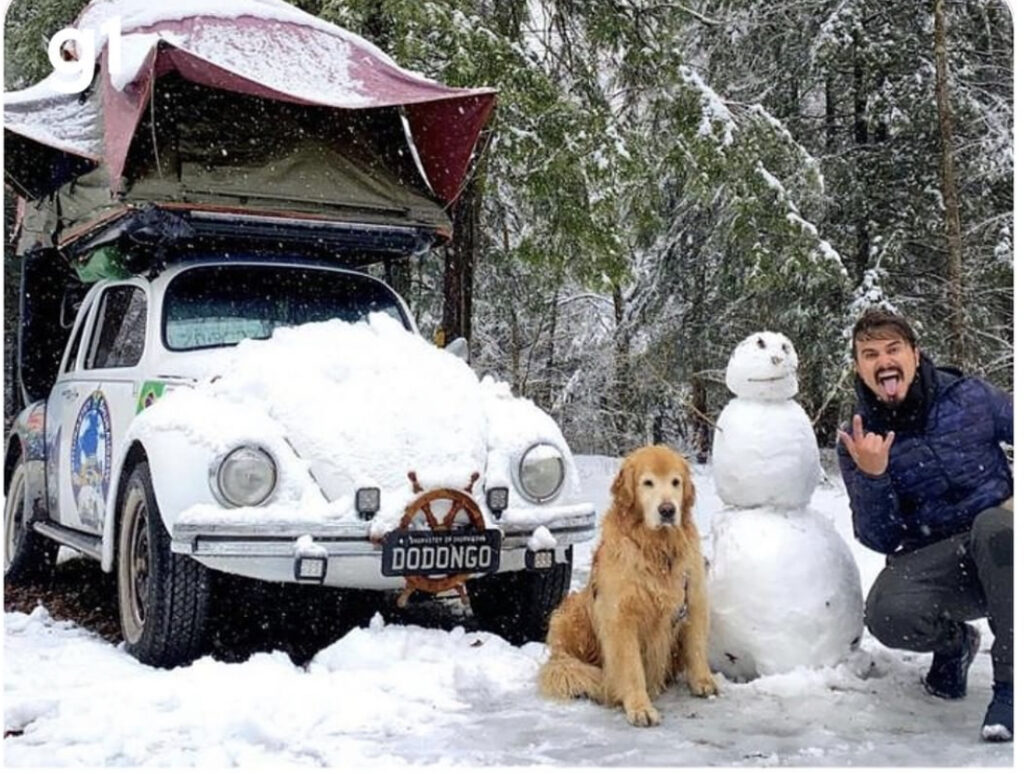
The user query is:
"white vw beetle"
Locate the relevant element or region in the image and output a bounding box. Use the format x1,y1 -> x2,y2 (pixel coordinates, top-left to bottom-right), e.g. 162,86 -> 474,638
5,254 -> 595,666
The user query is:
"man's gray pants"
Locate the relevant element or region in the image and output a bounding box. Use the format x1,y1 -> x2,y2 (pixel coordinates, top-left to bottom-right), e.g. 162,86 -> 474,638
864,505 -> 1013,684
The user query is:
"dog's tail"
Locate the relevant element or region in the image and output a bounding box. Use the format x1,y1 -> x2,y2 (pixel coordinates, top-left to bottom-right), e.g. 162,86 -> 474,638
538,655 -> 605,702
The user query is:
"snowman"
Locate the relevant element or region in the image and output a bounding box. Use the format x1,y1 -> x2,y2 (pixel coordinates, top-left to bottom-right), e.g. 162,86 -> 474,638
706,331 -> 863,680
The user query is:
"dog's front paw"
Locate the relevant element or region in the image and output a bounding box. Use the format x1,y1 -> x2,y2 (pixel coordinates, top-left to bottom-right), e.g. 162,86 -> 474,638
687,672 -> 719,698
625,702 -> 661,727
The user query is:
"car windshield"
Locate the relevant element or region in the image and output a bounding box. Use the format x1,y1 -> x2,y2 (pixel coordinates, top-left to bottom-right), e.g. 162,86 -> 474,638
163,264 -> 408,351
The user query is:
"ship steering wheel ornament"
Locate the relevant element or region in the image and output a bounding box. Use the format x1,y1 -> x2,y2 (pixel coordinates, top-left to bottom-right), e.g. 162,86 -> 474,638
395,470 -> 484,606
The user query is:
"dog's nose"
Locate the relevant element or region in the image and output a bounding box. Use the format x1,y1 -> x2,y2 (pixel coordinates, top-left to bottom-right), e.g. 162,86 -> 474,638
658,503 -> 676,522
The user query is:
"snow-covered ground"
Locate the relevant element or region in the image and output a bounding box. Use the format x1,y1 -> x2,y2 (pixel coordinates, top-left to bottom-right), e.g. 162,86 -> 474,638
3,456 -> 1012,766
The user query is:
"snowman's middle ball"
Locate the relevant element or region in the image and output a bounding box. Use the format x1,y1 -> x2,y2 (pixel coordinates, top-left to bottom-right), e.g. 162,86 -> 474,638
713,332 -> 819,509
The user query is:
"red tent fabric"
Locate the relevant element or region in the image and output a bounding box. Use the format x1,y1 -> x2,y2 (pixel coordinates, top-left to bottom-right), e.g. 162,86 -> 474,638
5,0 -> 496,204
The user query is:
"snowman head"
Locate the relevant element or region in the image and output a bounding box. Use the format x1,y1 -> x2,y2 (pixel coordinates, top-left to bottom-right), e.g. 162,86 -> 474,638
725,331 -> 799,400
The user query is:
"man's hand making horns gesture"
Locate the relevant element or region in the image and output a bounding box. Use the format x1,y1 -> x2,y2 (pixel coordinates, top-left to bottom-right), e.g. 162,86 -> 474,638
838,414 -> 895,477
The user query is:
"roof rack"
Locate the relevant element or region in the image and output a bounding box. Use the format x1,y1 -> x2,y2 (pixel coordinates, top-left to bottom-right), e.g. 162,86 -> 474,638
60,204 -> 441,266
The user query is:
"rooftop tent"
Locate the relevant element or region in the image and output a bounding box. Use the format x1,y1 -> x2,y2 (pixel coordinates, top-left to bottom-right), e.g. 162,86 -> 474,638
3,70 -> 105,200
4,0 -> 497,252
20,73 -> 466,254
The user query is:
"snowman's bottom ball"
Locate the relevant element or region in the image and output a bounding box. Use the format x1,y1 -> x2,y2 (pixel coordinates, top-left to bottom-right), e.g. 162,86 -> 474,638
707,507 -> 864,681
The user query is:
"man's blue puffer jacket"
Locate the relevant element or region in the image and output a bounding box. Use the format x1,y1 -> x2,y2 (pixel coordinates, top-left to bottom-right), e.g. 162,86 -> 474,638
838,364 -> 1013,554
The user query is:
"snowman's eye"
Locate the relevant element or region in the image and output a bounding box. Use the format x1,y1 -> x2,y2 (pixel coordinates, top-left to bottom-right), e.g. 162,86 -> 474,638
782,344 -> 789,353
757,338 -> 766,349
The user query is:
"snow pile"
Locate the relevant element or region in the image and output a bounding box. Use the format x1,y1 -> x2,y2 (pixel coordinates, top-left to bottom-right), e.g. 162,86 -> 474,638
311,613 -> 543,706
179,19 -> 365,105
2,75 -> 104,157
478,376 -> 581,524
526,526 -> 557,551
3,459 -> 1012,766
111,33 -> 165,90
4,606 -> 546,767
79,0 -> 336,34
73,0 -> 435,91
131,314 -> 579,534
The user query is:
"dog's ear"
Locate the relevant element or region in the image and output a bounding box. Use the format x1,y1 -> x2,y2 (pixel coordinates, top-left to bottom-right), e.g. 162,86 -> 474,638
682,472 -> 696,515
679,458 -> 696,516
611,457 -> 636,512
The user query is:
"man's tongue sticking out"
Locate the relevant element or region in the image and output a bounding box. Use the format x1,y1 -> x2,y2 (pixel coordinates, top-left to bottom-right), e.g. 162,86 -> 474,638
879,371 -> 900,400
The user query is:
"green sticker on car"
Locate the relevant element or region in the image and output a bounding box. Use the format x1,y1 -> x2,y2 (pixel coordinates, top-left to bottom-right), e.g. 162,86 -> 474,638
136,381 -> 166,414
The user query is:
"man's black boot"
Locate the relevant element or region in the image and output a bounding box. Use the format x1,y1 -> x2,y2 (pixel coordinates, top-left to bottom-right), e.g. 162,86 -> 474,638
981,681 -> 1013,742
923,622 -> 981,699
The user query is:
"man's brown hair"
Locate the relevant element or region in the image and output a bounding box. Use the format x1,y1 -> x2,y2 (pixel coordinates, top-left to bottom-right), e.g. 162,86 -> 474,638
851,308 -> 918,359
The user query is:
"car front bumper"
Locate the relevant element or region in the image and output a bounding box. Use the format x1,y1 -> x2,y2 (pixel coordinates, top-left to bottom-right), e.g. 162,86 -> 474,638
169,505 -> 596,590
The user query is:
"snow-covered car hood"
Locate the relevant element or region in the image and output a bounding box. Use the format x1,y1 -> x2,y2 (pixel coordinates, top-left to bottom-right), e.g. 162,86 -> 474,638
130,314 -> 580,535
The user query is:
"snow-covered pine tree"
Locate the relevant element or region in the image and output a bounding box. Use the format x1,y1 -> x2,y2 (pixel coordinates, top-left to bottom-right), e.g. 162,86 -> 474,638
4,0 -> 1009,454
697,0 -> 1012,389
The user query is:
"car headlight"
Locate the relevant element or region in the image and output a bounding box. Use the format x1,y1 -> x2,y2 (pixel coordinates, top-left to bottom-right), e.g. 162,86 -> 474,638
210,446 -> 278,507
515,443 -> 565,504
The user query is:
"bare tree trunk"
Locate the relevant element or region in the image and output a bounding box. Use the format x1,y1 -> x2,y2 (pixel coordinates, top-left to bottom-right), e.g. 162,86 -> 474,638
442,172 -> 482,350
690,375 -> 710,463
933,0 -> 966,366
384,259 -> 411,300
509,302 -> 522,392
543,285 -> 561,411
493,0 -> 527,40
825,74 -> 837,151
611,282 -> 632,453
852,47 -> 871,281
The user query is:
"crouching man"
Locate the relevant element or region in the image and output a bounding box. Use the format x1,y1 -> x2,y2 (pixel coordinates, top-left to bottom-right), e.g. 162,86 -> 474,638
837,309 -> 1013,742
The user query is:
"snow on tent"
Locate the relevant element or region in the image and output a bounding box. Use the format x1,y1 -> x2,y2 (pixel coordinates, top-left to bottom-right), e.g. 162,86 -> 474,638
4,0 -> 497,262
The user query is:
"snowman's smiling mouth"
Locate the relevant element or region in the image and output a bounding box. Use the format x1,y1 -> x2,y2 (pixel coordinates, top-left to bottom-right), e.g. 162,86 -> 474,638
747,375 -> 788,382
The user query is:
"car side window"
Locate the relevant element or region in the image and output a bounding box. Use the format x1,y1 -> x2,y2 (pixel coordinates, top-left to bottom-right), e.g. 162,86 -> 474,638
61,312 -> 89,375
85,286 -> 148,370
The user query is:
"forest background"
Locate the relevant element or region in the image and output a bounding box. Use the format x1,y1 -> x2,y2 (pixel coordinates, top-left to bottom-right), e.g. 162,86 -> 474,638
3,0 -> 1014,459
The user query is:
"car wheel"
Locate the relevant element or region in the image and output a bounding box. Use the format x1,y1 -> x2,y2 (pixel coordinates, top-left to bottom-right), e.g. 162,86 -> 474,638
117,462 -> 211,667
4,455 -> 57,583
467,549 -> 572,645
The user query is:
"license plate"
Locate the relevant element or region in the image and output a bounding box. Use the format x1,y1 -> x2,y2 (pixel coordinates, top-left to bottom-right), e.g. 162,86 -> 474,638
381,529 -> 501,576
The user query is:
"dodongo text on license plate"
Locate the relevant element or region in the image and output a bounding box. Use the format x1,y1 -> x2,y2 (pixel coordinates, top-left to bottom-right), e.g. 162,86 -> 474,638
382,529 -> 501,576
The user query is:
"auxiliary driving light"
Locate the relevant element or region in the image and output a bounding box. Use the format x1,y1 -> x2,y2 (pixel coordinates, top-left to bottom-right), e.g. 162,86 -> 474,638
294,556 -> 328,583
525,549 -> 555,570
486,487 -> 509,518
356,487 -> 381,519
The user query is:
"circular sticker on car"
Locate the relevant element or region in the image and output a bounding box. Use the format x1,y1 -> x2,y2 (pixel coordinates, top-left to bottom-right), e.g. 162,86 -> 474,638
72,391 -> 112,529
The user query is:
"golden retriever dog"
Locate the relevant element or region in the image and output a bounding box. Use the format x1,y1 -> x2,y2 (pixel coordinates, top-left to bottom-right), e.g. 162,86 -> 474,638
538,445 -> 717,726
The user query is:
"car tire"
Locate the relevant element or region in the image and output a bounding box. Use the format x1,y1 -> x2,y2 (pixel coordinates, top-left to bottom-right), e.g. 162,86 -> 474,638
117,462 -> 211,668
467,548 -> 572,645
4,455 -> 58,583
